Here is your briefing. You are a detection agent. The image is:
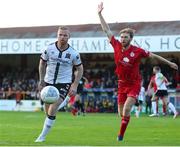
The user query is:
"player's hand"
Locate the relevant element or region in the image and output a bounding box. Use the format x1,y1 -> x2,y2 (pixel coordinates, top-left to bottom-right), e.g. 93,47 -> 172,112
169,62 -> 178,70
98,2 -> 104,14
68,83 -> 77,97
38,80 -> 46,91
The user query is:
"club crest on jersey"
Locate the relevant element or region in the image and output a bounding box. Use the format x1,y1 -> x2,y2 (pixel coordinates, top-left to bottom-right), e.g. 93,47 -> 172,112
65,53 -> 71,59
76,55 -> 80,60
123,57 -> 129,62
130,52 -> 134,57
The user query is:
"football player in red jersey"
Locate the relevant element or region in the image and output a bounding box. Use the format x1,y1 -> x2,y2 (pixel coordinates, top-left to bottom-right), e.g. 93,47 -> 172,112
98,2 -> 178,141
148,74 -> 159,116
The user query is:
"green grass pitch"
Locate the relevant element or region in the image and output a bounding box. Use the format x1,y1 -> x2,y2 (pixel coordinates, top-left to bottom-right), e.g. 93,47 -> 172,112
0,111 -> 180,146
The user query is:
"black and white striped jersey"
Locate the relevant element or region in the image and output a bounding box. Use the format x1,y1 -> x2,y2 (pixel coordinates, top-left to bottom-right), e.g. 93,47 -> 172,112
41,42 -> 82,84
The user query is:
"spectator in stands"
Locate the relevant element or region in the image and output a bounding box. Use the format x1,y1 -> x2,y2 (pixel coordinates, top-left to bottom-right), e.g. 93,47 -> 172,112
176,83 -> 180,91
14,88 -> 22,111
98,2 -> 178,141
112,89 -> 118,113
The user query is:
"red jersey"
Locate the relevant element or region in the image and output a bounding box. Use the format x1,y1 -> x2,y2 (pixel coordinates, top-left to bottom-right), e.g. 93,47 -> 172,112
110,36 -> 150,83
150,75 -> 157,92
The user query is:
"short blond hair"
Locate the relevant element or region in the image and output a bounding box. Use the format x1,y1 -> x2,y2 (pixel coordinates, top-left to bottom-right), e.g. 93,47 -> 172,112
58,26 -> 70,37
58,26 -> 70,31
119,28 -> 136,38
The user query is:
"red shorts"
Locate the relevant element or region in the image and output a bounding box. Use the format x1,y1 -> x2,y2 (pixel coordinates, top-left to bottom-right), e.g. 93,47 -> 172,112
117,80 -> 141,105
68,96 -> 76,105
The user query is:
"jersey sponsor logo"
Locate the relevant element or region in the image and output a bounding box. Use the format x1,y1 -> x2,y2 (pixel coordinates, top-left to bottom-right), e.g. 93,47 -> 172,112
118,60 -> 132,67
65,53 -> 71,59
50,57 -> 71,64
51,51 -> 55,55
123,57 -> 129,63
76,55 -> 80,60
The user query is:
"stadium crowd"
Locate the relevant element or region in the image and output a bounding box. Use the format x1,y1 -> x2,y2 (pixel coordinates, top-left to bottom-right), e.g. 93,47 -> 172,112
0,55 -> 179,113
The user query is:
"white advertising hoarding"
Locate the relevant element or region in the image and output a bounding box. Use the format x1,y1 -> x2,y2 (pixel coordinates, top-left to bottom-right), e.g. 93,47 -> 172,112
0,35 -> 180,54
0,100 -> 41,111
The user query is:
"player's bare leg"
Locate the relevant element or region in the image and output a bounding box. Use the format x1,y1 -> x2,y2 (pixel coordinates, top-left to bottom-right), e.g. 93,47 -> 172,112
35,98 -> 63,142
123,97 -> 136,116
44,104 -> 50,114
118,104 -> 124,117
161,97 -> 168,116
163,96 -> 178,119
117,97 -> 136,141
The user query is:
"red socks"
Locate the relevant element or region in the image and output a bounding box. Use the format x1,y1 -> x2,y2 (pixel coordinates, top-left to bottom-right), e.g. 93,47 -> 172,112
163,104 -> 167,114
118,116 -> 130,137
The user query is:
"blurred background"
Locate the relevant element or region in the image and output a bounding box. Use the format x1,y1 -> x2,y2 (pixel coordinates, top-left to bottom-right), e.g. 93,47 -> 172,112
0,0 -> 179,114
0,22 -> 179,113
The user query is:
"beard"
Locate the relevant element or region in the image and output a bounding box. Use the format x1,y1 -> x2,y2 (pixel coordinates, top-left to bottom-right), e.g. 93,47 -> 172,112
60,40 -> 68,46
122,41 -> 130,48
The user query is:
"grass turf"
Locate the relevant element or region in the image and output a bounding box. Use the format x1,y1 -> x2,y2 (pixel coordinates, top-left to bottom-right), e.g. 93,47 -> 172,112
0,111 -> 180,146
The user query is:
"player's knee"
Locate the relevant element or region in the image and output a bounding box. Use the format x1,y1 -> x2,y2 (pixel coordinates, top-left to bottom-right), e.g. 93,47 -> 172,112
123,106 -> 131,116
124,106 -> 131,112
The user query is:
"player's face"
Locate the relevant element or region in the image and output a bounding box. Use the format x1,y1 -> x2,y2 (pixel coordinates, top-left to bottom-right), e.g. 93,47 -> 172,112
120,33 -> 132,48
153,68 -> 157,74
57,29 -> 70,45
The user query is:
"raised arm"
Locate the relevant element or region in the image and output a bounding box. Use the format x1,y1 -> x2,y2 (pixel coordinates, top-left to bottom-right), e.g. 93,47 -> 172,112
98,2 -> 113,41
149,53 -> 178,70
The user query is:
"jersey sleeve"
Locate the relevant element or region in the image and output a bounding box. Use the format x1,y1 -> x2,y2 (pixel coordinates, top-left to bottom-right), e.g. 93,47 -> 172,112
140,48 -> 150,58
40,47 -> 48,61
110,36 -> 122,53
157,73 -> 164,79
73,52 -> 82,66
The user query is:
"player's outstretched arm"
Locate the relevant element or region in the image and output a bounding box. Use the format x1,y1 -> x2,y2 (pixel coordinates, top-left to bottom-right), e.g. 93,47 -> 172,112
149,53 -> 178,70
98,2 -> 113,41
